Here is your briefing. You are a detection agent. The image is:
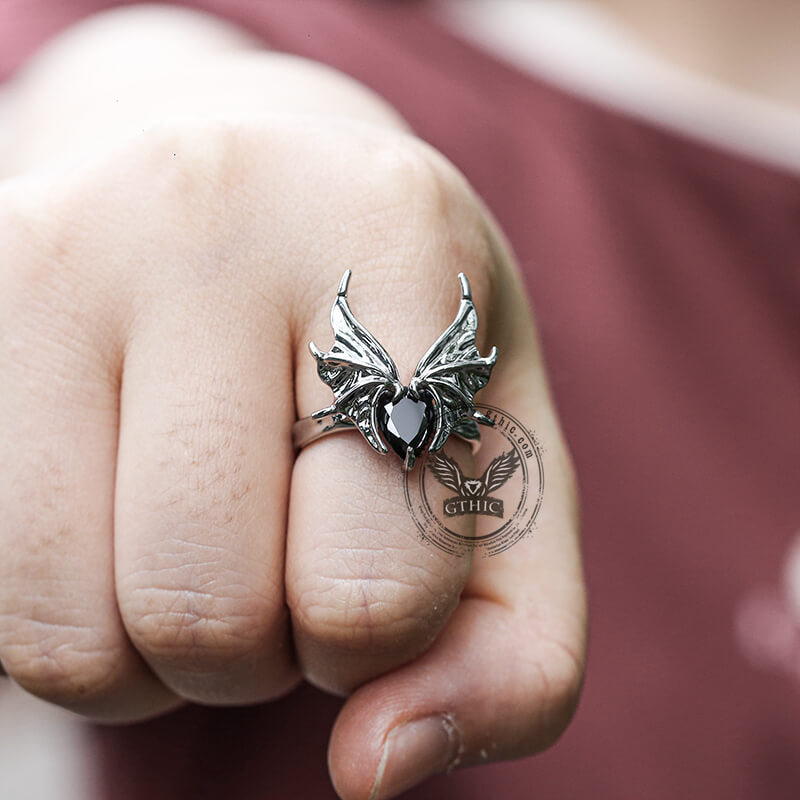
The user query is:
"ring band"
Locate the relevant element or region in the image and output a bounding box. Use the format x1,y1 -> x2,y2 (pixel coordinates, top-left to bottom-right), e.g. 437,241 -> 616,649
293,270 -> 497,470
292,414 -> 483,454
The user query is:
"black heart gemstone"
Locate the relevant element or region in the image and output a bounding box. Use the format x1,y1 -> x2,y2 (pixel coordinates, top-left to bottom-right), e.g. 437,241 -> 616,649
379,390 -> 434,460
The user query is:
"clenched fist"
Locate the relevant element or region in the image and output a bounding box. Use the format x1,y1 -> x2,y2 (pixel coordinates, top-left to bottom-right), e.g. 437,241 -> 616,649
0,7 -> 586,799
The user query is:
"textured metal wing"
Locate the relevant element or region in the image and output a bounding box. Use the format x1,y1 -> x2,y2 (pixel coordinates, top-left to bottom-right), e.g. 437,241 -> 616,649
411,273 -> 497,451
309,270 -> 401,454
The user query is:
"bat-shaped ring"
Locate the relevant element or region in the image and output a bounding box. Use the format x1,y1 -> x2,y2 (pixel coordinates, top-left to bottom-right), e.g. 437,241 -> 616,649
292,270 -> 498,470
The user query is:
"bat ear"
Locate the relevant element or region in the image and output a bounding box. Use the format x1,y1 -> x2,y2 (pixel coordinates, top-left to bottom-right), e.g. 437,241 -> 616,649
458,272 -> 471,300
338,269 -> 352,296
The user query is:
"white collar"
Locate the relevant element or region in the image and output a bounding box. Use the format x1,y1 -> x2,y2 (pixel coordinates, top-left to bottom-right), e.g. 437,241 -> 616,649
434,0 -> 800,174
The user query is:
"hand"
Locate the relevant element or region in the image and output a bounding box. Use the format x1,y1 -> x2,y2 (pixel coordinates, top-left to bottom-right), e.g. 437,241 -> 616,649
0,7 -> 586,799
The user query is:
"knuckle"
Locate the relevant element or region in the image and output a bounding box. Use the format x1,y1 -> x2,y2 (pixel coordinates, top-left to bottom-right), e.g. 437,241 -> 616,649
339,136 -> 496,336
0,198 -> 79,315
141,122 -> 249,212
121,578 -> 276,671
358,137 -> 451,212
350,135 -> 489,262
9,121 -> 258,290
292,556 -> 454,653
0,620 -> 125,706
0,179 -> 126,370
293,132 -> 495,368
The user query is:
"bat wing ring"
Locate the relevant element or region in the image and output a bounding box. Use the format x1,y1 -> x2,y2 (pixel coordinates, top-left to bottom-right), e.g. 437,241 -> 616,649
292,270 -> 497,470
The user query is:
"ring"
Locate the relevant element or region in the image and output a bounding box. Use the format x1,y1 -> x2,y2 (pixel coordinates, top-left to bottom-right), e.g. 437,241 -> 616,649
292,270 -> 497,470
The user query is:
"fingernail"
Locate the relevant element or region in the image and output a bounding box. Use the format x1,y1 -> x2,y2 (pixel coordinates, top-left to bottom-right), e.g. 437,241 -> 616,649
370,715 -> 459,800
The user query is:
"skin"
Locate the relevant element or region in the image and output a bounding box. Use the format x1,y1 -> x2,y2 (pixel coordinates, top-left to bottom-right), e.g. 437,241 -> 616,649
597,0 -> 800,109
0,6 -> 586,800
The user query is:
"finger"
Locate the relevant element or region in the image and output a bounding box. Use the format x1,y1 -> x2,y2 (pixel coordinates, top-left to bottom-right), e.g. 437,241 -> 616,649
114,279 -> 300,705
327,233 -> 586,799
0,222 -> 178,721
287,144 -> 495,694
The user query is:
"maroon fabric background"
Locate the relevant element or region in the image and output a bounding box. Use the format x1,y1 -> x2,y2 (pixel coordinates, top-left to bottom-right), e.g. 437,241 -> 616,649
2,1 -> 800,798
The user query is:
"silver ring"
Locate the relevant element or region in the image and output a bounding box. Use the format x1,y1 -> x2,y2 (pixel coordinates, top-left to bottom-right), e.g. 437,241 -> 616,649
292,270 -> 497,470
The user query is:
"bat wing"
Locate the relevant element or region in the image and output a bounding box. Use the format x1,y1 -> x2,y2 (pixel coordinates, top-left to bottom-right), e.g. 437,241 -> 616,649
412,273 -> 497,452
310,271 -> 400,454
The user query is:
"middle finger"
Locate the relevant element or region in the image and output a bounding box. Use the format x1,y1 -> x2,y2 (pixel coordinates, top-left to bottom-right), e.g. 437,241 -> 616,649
114,278 -> 299,705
